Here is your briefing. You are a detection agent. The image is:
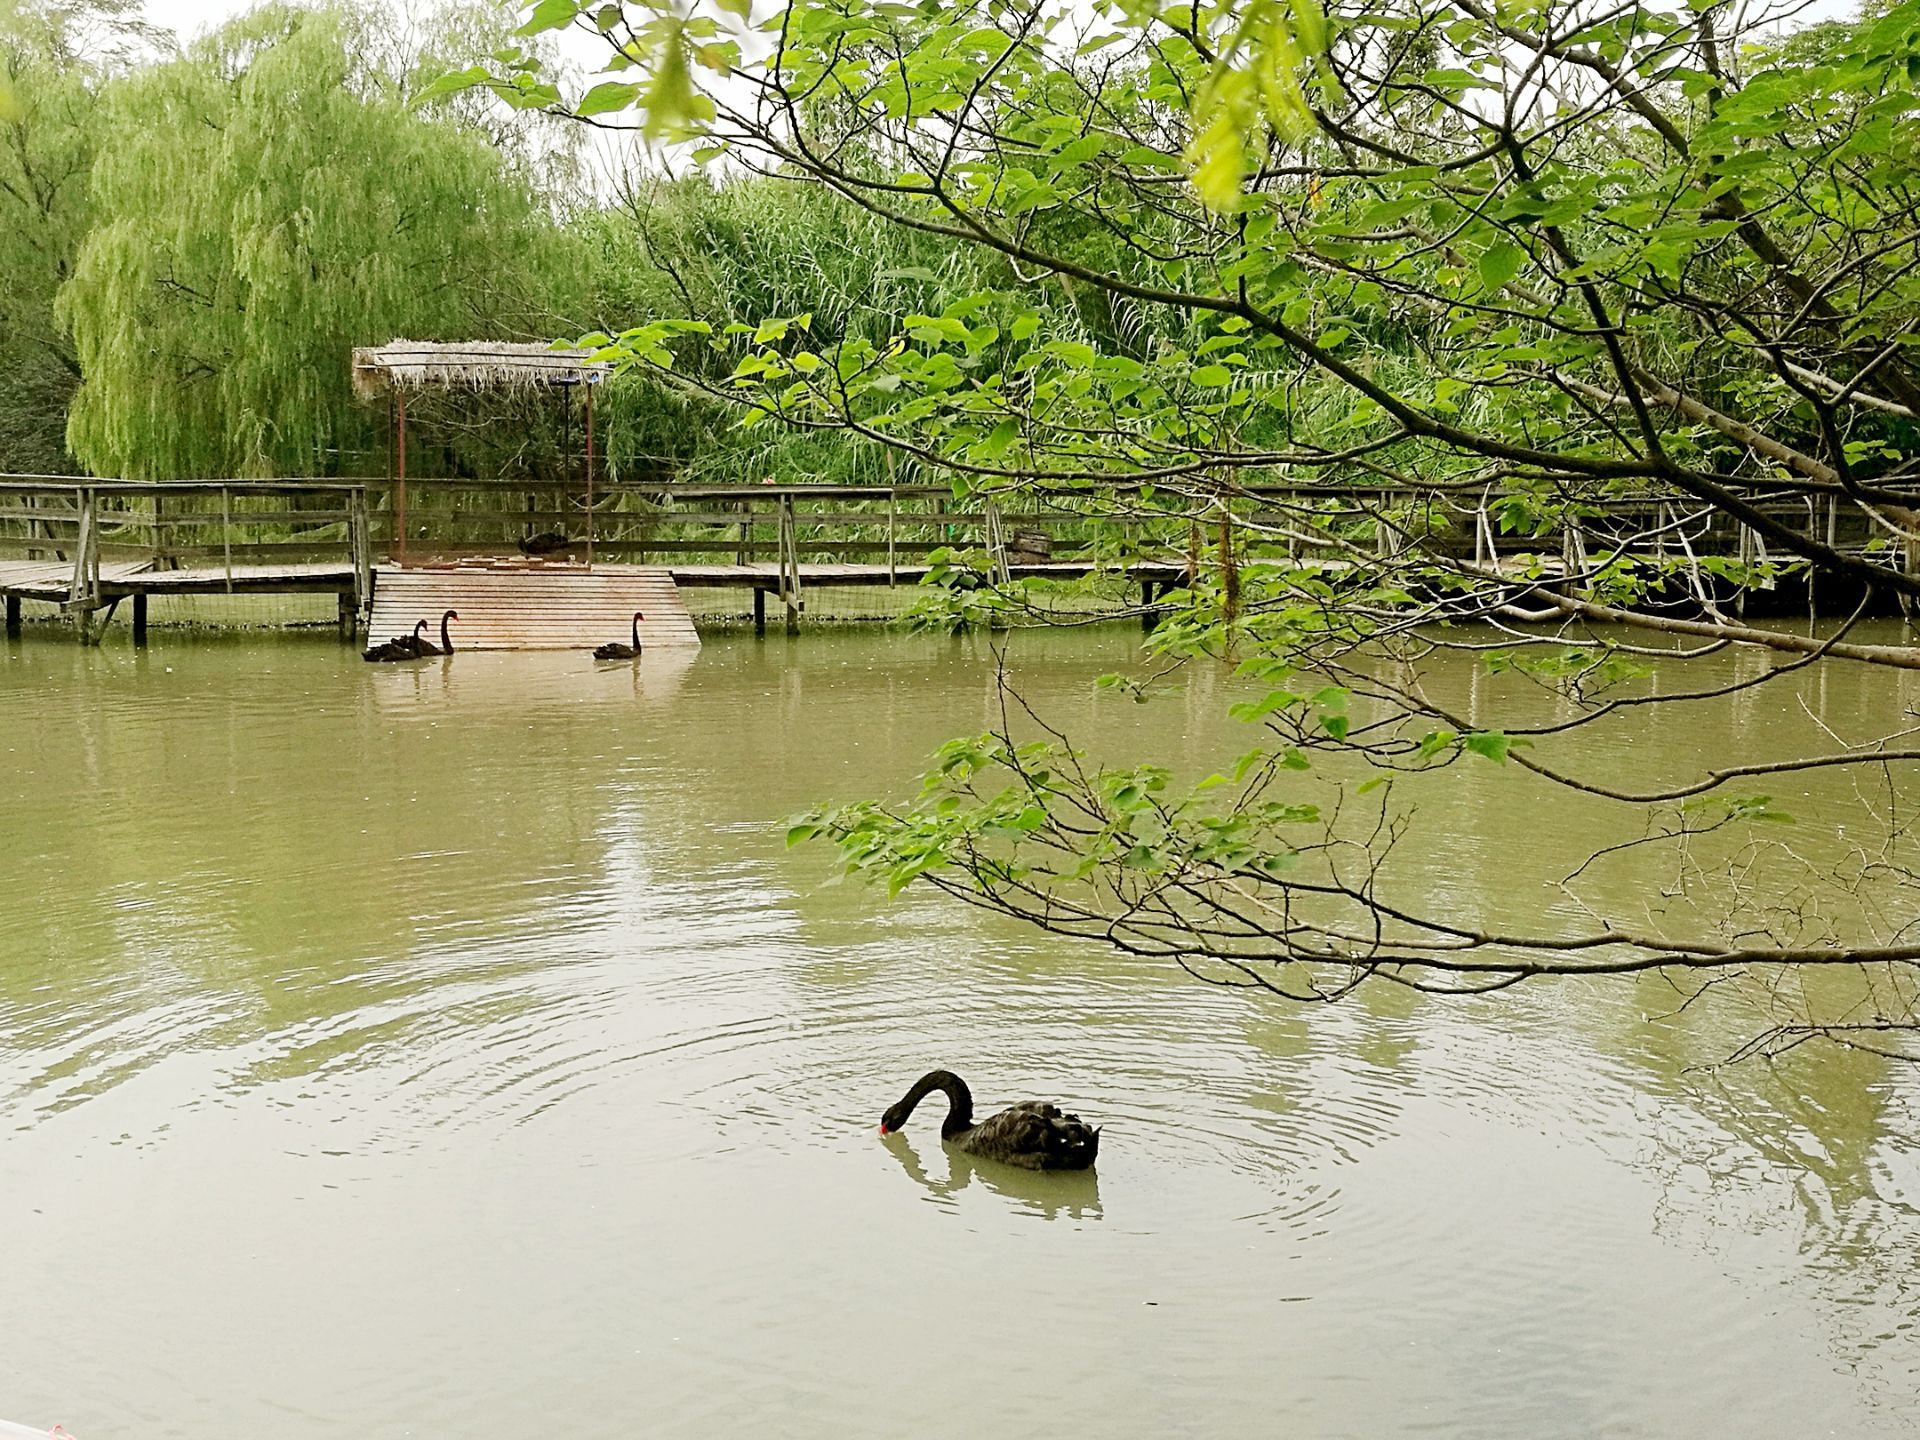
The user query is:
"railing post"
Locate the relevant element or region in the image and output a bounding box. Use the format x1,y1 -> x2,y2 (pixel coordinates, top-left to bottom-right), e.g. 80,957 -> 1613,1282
221,485 -> 234,593
983,497 -> 1010,584
887,492 -> 897,585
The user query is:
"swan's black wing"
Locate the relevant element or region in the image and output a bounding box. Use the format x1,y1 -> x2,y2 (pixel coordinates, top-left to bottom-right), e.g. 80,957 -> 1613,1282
958,1101 -> 1101,1170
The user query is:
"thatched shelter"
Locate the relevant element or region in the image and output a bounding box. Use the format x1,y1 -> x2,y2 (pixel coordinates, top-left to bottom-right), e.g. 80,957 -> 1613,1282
351,340 -> 610,566
350,340 -> 610,397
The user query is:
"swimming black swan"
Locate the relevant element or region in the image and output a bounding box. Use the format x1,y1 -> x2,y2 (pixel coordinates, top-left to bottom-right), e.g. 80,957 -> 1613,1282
415,609 -> 458,656
879,1070 -> 1100,1170
518,532 -> 572,556
363,620 -> 428,663
594,611 -> 644,661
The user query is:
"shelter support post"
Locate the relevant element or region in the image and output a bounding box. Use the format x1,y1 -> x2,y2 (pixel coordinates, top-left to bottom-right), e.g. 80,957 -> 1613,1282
395,389 -> 408,564
133,592 -> 148,647
5,595 -> 20,637
584,381 -> 595,569
754,585 -> 766,636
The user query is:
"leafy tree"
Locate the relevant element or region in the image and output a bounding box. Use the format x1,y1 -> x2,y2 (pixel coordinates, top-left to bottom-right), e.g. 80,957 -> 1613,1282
453,0 -> 1920,1054
59,2 -> 575,478
0,0 -> 157,472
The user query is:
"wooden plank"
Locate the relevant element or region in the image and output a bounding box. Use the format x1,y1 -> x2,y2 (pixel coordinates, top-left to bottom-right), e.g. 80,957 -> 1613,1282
366,564 -> 700,652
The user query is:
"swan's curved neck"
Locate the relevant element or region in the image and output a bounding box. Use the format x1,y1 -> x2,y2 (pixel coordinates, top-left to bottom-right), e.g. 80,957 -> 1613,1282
898,1070 -> 973,1138
440,611 -> 454,653
632,612 -> 641,648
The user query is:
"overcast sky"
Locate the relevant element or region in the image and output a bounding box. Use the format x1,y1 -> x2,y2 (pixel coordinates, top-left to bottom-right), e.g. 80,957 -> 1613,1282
142,0 -> 255,40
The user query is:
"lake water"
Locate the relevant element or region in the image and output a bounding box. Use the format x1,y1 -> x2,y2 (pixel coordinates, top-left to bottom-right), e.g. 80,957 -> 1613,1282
2,624 -> 1918,1437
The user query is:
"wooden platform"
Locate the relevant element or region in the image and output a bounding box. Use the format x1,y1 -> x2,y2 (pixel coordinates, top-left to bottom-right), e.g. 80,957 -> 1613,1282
365,564 -> 700,652
0,559 -> 152,598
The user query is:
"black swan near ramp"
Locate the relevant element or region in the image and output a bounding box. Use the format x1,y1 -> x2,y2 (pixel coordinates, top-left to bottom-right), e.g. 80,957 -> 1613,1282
594,611 -> 645,661
879,1069 -> 1100,1170
414,609 -> 458,656
363,620 -> 428,663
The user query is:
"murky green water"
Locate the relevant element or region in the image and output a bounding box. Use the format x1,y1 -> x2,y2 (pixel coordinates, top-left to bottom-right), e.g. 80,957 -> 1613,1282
2,624 -> 1918,1437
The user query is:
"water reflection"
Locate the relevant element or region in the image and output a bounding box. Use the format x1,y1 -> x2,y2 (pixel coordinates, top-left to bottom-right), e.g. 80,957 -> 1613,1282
879,1129 -> 1104,1220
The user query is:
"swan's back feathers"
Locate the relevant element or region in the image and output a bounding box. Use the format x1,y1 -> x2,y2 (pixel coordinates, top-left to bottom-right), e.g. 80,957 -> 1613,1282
955,1100 -> 1100,1170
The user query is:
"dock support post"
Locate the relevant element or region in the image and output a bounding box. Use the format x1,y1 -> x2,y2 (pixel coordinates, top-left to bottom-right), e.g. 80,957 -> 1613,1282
337,591 -> 356,640
1141,576 -> 1158,632
5,594 -> 19,637
753,585 -> 766,636
133,592 -> 148,647
69,486 -> 101,645
778,494 -> 802,634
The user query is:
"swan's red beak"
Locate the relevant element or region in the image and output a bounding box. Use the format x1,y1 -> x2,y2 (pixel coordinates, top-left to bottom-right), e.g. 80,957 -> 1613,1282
878,1124 -> 890,1135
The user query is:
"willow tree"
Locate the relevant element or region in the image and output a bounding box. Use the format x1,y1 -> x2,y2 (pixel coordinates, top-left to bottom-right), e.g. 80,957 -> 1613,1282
0,0 -> 156,472
452,0 -> 1920,1054
60,2 -> 571,478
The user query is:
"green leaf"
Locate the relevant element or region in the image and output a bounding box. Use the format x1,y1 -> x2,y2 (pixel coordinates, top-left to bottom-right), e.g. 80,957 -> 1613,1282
518,0 -> 580,36
413,65 -> 491,106
1478,240 -> 1525,291
640,25 -> 705,142
577,81 -> 641,116
1463,732 -> 1510,763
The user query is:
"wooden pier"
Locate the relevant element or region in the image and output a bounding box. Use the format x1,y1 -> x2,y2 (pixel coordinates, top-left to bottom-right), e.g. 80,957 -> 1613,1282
2,473 -> 1905,645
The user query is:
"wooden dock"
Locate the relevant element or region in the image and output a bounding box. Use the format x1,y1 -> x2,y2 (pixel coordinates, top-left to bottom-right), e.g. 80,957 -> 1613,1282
365,564 -> 699,651
1,555 -> 1186,645
13,471 -> 1884,644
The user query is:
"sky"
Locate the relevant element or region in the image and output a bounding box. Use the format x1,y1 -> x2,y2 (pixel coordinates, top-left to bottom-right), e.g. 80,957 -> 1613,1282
141,0 -> 1867,46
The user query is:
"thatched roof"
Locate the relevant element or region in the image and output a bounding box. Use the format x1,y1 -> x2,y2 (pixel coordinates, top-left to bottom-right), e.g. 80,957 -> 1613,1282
350,340 -> 611,397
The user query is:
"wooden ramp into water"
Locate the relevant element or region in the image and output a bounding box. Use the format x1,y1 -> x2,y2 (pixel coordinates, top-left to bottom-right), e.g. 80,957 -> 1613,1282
367,564 -> 699,652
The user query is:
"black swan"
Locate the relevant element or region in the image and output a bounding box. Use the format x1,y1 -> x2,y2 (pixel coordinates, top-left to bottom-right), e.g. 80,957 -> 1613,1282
594,611 -> 645,661
879,1069 -> 1100,1170
362,620 -> 428,663
518,532 -> 573,557
415,609 -> 458,656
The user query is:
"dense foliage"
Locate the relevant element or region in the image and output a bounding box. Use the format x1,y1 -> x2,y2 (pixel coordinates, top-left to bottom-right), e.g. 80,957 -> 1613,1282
0,0 -> 154,471
438,0 -> 1920,1051
54,3 -> 582,478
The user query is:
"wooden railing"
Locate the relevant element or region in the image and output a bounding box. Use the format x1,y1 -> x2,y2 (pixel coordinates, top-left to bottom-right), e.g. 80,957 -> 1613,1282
0,478 -> 373,609
0,473 -> 1900,598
